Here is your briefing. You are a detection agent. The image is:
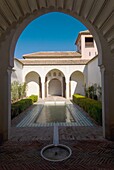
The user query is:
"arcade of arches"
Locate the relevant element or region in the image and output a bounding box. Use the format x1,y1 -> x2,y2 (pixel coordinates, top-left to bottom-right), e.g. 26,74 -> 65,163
0,0 -> 114,142
24,69 -> 84,99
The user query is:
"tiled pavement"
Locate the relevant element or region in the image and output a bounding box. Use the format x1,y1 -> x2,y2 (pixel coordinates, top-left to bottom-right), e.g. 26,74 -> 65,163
0,97 -> 114,169
15,99 -> 94,128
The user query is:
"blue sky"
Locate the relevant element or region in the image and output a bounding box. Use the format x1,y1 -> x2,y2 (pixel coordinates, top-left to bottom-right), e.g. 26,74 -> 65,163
14,12 -> 87,59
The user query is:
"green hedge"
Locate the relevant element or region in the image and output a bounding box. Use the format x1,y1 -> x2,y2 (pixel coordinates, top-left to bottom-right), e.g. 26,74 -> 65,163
73,94 -> 102,125
11,99 -> 32,119
28,95 -> 38,103
11,95 -> 38,119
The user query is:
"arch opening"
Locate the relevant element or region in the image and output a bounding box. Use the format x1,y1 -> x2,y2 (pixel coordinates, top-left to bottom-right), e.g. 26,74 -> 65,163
48,78 -> 62,96
70,71 -> 85,97
25,71 -> 41,98
45,69 -> 65,98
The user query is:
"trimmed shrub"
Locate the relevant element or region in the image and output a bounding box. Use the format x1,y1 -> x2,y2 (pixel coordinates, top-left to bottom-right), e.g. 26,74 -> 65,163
73,94 -> 102,125
11,98 -> 32,119
28,95 -> 38,103
11,95 -> 38,119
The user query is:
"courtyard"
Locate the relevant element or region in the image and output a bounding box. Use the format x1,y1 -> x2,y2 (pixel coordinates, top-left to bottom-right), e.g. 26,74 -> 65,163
0,0 -> 114,169
0,97 -> 114,169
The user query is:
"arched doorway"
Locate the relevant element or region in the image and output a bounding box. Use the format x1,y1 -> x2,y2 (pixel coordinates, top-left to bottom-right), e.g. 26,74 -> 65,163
25,71 -> 41,97
70,71 -> 85,97
45,69 -> 66,97
49,78 -> 62,96
0,1 -> 114,141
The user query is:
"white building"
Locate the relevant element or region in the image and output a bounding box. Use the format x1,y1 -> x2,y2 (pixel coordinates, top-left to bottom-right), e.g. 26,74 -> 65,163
12,30 -> 101,99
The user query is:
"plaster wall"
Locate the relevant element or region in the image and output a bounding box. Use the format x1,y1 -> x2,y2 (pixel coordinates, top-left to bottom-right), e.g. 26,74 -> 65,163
25,72 -> 39,96
49,79 -> 62,96
71,71 -> 85,96
11,59 -> 23,83
22,65 -> 86,82
86,57 -> 101,87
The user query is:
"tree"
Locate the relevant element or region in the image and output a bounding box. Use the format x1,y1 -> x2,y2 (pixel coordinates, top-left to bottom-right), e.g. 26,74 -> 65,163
11,81 -> 27,102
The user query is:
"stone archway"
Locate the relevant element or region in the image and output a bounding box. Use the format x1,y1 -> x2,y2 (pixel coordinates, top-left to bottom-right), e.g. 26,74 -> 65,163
0,0 -> 114,142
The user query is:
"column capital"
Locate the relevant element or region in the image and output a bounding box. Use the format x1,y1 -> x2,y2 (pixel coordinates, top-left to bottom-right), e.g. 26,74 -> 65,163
65,79 -> 70,84
99,64 -> 105,74
0,66 -> 12,77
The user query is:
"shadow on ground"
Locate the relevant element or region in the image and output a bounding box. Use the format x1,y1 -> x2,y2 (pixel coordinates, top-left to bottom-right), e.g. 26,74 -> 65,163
0,139 -> 114,170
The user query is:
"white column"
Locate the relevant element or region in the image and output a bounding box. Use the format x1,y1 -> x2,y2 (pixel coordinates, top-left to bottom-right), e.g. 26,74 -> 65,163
61,80 -> 63,97
47,81 -> 49,97
66,81 -> 69,99
41,81 -> 45,99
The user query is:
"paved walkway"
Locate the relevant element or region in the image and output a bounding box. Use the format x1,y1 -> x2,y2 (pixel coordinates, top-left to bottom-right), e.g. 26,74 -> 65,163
0,139 -> 114,170
0,97 -> 114,169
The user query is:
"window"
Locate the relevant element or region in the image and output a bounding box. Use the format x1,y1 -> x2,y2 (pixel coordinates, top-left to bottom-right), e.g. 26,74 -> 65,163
48,73 -> 51,76
85,37 -> 94,48
53,72 -> 56,76
89,52 -> 91,56
58,72 -> 61,76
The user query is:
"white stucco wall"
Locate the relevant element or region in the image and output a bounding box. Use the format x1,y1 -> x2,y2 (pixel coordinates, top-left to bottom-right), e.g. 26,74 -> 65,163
22,65 -> 86,83
49,79 -> 62,96
86,56 -> 101,87
25,71 -> 40,97
11,58 -> 23,83
70,71 -> 85,96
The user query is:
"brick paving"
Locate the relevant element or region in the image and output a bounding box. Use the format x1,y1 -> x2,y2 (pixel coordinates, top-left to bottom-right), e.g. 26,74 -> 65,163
10,126 -> 103,142
1,97 -> 113,169
0,140 -> 114,170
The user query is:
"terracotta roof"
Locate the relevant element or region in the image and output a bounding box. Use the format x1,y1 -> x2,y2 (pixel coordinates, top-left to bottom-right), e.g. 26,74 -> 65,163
20,59 -> 89,65
23,51 -> 81,58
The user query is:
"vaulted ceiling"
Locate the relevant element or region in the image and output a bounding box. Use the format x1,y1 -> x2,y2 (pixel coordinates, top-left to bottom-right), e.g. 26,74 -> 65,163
0,0 -> 114,52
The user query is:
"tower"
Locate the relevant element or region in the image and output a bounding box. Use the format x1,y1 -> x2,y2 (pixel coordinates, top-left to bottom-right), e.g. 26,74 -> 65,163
75,30 -> 98,59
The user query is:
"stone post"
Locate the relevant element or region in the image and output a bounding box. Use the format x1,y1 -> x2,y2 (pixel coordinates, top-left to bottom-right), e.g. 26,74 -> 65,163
0,66 -> 12,143
41,79 -> 45,99
66,80 -> 70,99
100,63 -> 114,140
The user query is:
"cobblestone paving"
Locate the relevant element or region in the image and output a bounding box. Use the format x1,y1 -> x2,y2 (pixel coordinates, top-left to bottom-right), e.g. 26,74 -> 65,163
0,140 -> 114,170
